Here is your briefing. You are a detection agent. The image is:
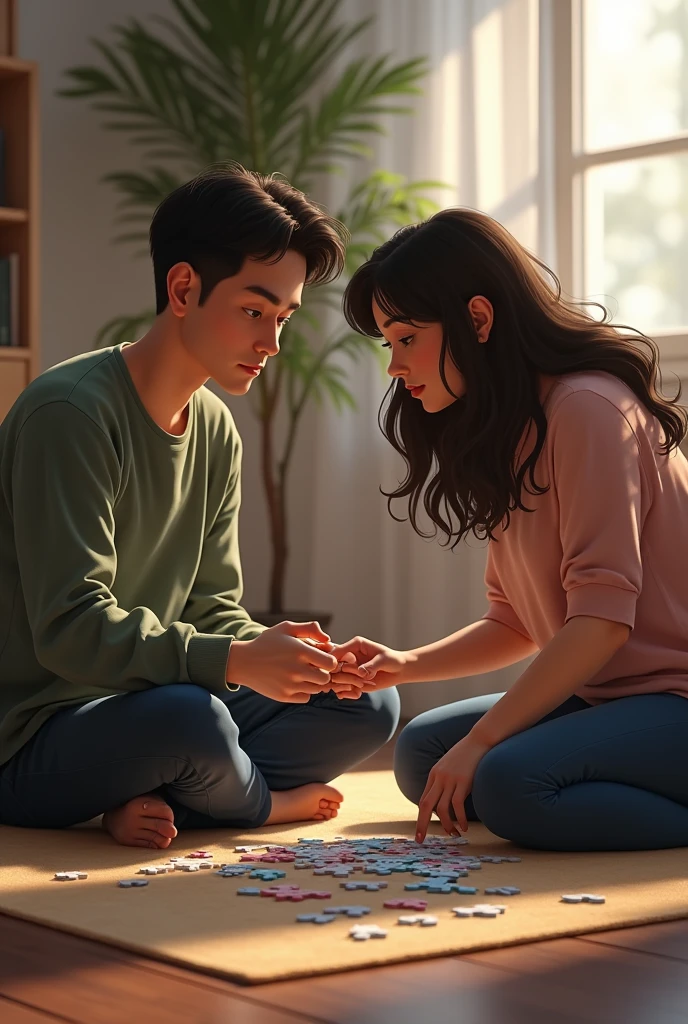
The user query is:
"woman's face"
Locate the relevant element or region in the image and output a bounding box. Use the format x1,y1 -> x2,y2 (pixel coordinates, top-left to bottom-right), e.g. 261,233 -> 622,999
372,296 -> 492,413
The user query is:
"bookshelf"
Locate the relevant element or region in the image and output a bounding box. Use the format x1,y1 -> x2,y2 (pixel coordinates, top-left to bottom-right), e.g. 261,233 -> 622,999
0,0 -> 39,422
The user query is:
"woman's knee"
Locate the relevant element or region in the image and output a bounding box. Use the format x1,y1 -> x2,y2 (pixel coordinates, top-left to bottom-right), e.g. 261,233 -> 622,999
472,740 -> 529,839
393,715 -> 438,805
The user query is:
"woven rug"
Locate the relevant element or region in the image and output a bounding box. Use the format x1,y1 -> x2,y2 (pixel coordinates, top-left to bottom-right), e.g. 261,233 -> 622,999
1,769 -> 687,984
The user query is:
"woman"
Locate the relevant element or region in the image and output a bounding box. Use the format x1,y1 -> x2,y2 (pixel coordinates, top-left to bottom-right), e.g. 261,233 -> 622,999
331,208 -> 688,853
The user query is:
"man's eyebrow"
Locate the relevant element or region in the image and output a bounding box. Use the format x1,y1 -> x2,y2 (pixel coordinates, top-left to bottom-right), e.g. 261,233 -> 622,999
244,285 -> 301,311
383,316 -> 406,328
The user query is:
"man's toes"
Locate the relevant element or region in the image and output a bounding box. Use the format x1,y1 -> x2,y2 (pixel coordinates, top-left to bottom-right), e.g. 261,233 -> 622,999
144,817 -> 177,839
119,829 -> 157,848
141,797 -> 175,821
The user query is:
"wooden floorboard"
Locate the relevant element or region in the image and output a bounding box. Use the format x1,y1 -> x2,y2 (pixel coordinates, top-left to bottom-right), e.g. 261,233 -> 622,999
0,995 -> 67,1024
0,916 -> 320,1024
2,732 -> 687,1023
578,919 -> 688,962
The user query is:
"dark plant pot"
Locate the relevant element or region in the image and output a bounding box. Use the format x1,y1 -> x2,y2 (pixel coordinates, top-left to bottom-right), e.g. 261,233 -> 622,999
247,610 -> 333,631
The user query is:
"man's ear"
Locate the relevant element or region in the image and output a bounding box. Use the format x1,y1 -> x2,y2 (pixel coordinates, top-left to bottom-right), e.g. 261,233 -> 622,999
167,262 -> 199,318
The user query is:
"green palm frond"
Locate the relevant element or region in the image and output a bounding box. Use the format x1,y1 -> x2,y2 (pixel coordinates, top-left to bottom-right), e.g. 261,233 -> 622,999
59,0 -> 447,471
289,57 -> 427,185
338,170 -> 451,271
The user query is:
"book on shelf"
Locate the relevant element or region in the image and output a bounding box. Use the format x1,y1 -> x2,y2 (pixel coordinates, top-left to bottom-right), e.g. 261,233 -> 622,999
0,251 -> 19,345
0,1 -> 13,59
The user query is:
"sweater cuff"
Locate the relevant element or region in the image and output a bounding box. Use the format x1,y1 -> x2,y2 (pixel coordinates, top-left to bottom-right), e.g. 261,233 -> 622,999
565,583 -> 637,629
483,603 -> 532,642
187,633 -> 235,693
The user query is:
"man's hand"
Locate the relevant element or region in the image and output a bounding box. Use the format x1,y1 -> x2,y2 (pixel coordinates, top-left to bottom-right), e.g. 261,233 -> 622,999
227,620 -> 340,703
415,735 -> 490,842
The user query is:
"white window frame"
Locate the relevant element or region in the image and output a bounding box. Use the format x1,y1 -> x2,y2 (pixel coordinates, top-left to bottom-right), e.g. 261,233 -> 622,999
549,0 -> 688,383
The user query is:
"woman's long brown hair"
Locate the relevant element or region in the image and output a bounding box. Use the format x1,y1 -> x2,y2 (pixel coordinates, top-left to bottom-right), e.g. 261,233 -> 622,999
343,208 -> 687,547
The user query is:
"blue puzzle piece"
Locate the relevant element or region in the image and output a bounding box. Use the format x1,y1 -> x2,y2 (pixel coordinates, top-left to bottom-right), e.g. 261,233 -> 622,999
216,866 -> 250,877
296,914 -> 335,924
249,869 -> 286,881
323,905 -> 372,918
342,882 -> 388,892
237,887 -> 262,895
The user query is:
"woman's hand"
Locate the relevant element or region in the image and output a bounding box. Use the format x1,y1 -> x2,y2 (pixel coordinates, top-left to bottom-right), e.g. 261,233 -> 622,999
415,734 -> 491,842
327,636 -> 412,690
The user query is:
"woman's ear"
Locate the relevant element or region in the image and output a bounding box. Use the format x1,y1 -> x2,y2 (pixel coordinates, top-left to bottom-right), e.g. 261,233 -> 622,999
467,295 -> 493,343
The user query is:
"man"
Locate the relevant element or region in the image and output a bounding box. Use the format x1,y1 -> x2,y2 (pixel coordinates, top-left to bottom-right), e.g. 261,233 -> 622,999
0,165 -> 400,848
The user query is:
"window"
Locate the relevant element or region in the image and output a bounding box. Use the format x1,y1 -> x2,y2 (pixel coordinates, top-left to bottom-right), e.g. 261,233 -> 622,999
551,0 -> 688,380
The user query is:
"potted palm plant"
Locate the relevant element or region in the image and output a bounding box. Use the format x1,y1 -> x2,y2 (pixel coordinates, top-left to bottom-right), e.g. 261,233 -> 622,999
59,0 -> 444,626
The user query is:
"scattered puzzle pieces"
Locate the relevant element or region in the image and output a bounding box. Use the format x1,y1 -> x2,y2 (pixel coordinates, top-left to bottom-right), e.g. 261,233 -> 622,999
398,915 -> 438,926
452,903 -> 506,918
323,905 -> 371,918
383,898 -> 428,912
561,893 -> 606,904
341,882 -> 388,892
349,924 -> 388,941
259,885 -> 332,902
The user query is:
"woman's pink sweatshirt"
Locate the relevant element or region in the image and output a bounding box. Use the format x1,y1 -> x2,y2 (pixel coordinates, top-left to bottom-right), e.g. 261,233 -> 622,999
483,371 -> 688,702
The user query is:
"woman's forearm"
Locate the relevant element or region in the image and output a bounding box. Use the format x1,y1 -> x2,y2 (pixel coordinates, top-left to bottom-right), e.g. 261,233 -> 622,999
468,615 -> 631,749
400,618 -> 538,684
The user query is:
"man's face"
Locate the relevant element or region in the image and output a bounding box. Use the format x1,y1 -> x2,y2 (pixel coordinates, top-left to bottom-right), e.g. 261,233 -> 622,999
173,250 -> 307,394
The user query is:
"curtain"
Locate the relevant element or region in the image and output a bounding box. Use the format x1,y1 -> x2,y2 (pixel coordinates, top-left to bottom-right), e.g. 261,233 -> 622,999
310,0 -> 553,718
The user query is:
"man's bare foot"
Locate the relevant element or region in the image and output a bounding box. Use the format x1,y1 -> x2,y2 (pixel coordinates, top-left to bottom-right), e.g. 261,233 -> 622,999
265,783 -> 344,826
103,794 -> 178,849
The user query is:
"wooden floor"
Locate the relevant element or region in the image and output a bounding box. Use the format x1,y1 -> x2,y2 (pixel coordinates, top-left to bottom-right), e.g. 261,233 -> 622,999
1,735 -> 687,1024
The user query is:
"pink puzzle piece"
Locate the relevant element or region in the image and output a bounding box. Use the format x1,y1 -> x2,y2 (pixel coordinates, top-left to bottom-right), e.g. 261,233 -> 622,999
383,898 -> 428,912
247,853 -> 296,863
260,885 -> 332,902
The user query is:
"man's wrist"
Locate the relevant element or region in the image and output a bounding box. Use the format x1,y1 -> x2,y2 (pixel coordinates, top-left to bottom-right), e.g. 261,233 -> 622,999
226,638 -> 252,688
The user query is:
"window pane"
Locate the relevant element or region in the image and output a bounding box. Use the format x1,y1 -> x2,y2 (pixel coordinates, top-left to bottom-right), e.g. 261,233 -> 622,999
583,0 -> 688,151
585,152 -> 688,330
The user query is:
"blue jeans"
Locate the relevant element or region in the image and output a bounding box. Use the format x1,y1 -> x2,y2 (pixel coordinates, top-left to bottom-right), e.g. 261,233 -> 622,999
0,684 -> 400,830
394,691 -> 688,851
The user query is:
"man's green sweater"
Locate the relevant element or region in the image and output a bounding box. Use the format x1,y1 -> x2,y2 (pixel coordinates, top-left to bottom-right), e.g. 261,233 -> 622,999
0,343 -> 265,766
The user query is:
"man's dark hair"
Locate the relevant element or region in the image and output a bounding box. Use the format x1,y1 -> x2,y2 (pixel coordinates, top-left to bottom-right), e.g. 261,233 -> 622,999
149,163 -> 348,314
